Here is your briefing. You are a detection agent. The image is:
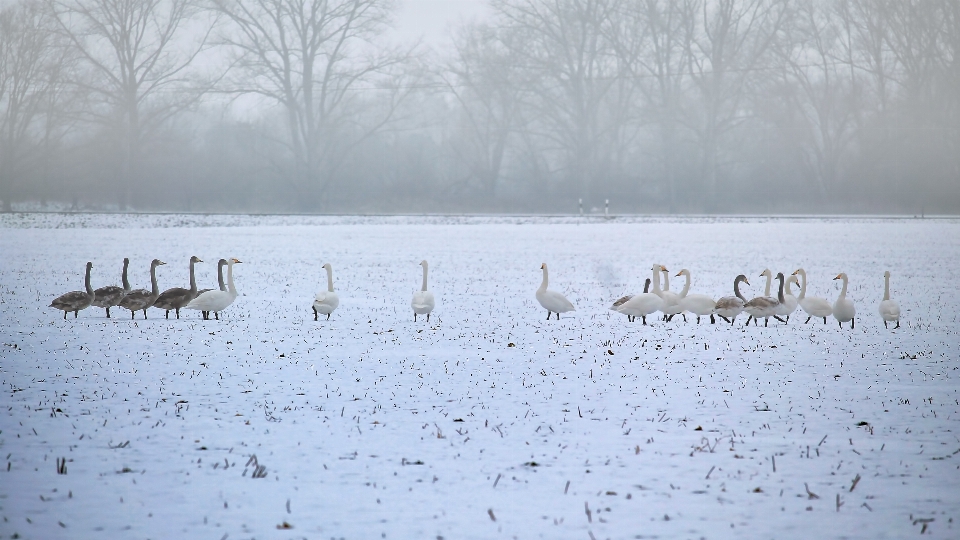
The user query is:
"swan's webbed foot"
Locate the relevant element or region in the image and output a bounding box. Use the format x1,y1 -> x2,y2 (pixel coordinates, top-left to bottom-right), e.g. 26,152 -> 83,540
894,321 -> 899,329
682,314 -> 687,323
313,307 -> 318,321
327,313 -> 331,320
696,316 -> 701,324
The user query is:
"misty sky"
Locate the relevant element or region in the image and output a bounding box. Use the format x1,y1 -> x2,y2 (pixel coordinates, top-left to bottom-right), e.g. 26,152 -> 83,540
392,0 -> 490,47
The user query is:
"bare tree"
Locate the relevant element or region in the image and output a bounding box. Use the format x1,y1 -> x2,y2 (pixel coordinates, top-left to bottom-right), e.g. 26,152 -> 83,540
0,0 -> 70,211
440,22 -> 527,200
493,0 -> 621,206
48,0 -> 216,209
687,0 -> 789,210
210,0 -> 415,209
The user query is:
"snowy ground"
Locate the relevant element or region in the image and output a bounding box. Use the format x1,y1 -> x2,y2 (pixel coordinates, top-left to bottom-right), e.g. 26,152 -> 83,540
1,213 -> 959,540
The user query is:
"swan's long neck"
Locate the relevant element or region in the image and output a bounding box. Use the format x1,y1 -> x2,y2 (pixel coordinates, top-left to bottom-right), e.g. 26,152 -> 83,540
661,270 -> 670,291
839,275 -> 848,299
797,270 -> 807,300
121,260 -> 130,292
785,277 -> 795,296
651,268 -> 662,295
883,274 -> 890,301
188,259 -> 197,293
679,272 -> 690,298
84,264 -> 93,296
734,277 -> 745,301
227,262 -> 236,295
150,264 -> 159,296
326,266 -> 334,292
763,272 -> 772,296
218,261 -> 226,291
539,267 -> 548,292
777,276 -> 785,303
421,263 -> 429,292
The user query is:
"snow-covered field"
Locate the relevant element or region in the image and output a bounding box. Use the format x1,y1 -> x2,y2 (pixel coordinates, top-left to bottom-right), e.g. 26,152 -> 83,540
1,213 -> 958,539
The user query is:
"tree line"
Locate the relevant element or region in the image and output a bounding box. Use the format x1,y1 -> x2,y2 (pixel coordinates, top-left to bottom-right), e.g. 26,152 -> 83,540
1,0 -> 958,214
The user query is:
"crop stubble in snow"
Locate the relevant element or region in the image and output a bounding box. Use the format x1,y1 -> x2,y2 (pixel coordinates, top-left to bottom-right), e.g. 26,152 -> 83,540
1,214 -> 959,539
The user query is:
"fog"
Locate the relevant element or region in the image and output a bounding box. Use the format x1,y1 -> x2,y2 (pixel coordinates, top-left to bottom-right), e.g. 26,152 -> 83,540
1,0 -> 958,214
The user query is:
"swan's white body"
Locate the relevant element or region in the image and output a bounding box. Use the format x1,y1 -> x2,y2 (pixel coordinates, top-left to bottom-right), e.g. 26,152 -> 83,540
775,275 -> 799,322
536,263 -> 575,320
878,271 -> 900,329
675,269 -> 716,323
187,258 -> 240,318
610,279 -> 650,321
714,275 -> 749,324
313,263 -> 340,320
658,267 -> 684,321
794,268 -> 833,324
412,260 -> 435,321
833,272 -> 856,328
617,266 -> 664,324
743,269 -> 780,325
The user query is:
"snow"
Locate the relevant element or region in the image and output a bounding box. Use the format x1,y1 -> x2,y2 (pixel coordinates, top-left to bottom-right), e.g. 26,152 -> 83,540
1,213 -> 959,539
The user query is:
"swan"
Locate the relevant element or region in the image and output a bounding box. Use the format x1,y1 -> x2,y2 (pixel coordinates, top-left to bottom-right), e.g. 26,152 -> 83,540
92,258 -> 130,318
775,274 -> 800,323
616,264 -> 664,325
793,268 -> 832,324
50,262 -> 95,319
879,270 -> 900,329
659,266 -> 685,322
743,269 -> 783,326
744,270 -> 782,326
714,275 -> 749,325
833,272 -> 856,329
119,259 -> 165,319
196,258 -> 227,320
187,258 -> 241,319
154,256 -> 202,319
412,260 -> 436,322
676,269 -> 717,324
610,278 -> 649,321
313,263 -> 340,320
536,263 -> 575,320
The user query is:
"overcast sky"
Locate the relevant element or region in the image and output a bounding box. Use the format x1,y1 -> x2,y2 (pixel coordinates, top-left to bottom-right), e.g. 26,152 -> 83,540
391,0 -> 491,48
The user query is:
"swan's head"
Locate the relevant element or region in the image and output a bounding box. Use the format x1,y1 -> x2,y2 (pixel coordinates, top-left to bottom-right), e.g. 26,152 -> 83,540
660,265 -> 669,273
792,268 -> 803,276
152,259 -> 166,267
123,257 -> 129,264
833,273 -> 846,280
86,261 -> 93,269
760,268 -> 771,277
231,258 -> 242,264
322,263 -> 332,271
420,260 -> 428,268
540,263 -> 546,270
775,272 -> 785,281
675,269 -> 690,277
190,256 -> 203,263
218,258 -> 227,266
787,275 -> 799,286
884,270 -> 891,278
735,274 -> 749,286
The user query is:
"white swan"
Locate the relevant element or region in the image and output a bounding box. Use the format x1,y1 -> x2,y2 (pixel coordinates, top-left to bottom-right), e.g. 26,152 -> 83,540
793,268 -> 832,324
617,265 -> 664,324
714,274 -> 749,325
879,270 -> 900,329
412,260 -> 435,322
313,263 -> 340,320
610,278 -> 649,321
536,263 -> 575,320
675,269 -> 717,324
659,266 -> 685,322
50,262 -> 95,319
744,269 -> 781,326
775,274 -> 800,323
833,272 -> 856,329
186,258 -> 241,319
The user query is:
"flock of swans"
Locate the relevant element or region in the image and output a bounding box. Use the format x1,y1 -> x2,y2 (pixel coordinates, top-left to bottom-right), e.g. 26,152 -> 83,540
50,258 -> 901,330
50,257 -> 241,320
